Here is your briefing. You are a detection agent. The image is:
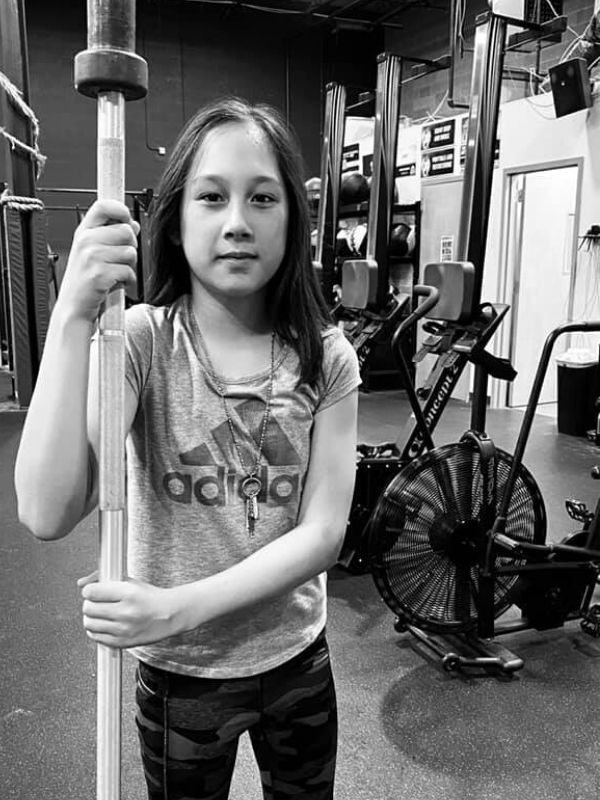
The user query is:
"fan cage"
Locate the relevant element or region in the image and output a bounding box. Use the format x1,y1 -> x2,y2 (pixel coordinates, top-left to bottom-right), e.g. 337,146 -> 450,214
369,442 -> 547,634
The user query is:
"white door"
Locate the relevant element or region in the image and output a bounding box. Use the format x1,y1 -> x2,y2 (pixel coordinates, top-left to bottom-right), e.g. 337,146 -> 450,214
506,165 -> 578,407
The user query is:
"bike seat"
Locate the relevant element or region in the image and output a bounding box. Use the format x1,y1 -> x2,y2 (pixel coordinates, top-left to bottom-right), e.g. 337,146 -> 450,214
423,261 -> 476,324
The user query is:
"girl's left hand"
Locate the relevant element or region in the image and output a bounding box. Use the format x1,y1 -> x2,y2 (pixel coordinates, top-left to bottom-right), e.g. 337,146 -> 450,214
78,571 -> 181,648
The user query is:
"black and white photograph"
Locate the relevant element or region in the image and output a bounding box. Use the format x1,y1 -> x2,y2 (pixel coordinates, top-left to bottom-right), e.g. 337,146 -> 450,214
3,2 -> 600,799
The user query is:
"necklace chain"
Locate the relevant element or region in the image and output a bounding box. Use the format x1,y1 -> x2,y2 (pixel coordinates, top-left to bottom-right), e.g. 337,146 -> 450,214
195,327 -> 276,481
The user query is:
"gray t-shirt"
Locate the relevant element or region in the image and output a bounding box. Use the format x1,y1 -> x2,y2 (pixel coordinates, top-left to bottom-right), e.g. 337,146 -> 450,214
123,294 -> 361,678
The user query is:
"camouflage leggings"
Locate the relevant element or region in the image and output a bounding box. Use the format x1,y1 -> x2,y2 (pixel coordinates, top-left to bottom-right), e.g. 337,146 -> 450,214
135,630 -> 337,800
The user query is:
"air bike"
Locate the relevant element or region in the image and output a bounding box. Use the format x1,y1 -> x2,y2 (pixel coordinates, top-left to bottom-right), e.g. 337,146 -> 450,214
342,256 -> 600,675
366,269 -> 600,674
336,251 -> 520,572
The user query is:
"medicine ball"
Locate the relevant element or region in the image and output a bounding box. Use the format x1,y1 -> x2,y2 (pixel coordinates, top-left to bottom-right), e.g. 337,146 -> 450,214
340,172 -> 370,205
389,223 -> 411,257
305,176 -> 321,214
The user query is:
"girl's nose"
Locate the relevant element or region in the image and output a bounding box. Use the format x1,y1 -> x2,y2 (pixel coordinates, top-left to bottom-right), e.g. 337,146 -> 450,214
223,199 -> 252,238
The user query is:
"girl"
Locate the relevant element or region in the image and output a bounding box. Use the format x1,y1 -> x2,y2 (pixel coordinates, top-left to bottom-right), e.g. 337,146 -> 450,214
14,97 -> 360,799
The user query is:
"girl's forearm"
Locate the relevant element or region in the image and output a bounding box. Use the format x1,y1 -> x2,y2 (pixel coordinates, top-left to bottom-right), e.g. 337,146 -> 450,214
14,303 -> 95,539
171,521 -> 342,633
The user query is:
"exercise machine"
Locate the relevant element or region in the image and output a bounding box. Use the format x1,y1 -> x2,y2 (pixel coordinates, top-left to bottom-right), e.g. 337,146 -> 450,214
340,260 -> 516,572
370,319 -> 600,674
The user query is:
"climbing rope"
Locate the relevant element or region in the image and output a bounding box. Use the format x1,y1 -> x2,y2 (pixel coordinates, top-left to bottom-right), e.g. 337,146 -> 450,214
0,71 -> 47,177
0,190 -> 44,213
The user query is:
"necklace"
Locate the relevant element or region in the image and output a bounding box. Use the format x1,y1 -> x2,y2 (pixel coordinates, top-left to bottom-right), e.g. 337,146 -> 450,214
195,326 -> 276,537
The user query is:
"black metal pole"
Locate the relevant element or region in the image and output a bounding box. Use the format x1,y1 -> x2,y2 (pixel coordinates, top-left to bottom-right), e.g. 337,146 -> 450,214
457,12 -> 507,308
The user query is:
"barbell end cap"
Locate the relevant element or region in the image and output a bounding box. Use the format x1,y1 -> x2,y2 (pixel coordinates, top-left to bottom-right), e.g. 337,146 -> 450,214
74,49 -> 148,101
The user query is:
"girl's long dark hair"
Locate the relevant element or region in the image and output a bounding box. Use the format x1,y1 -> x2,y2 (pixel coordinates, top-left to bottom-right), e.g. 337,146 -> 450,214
145,97 -> 333,388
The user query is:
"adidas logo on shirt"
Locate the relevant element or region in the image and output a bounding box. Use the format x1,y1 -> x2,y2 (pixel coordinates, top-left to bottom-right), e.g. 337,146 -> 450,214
163,464 -> 299,507
161,398 -> 302,509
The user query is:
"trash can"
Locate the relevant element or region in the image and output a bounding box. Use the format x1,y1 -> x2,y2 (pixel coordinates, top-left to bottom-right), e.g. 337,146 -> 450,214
556,348 -> 600,436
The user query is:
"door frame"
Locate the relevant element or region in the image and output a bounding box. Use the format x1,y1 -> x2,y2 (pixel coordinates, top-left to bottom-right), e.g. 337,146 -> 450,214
490,156 -> 584,409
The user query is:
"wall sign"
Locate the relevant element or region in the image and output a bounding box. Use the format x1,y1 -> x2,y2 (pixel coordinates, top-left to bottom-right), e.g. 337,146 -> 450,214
421,118 -> 456,151
342,143 -> 360,173
421,147 -> 455,178
440,234 -> 455,262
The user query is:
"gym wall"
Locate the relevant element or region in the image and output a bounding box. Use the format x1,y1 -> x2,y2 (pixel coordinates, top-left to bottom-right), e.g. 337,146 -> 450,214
485,92 -> 600,393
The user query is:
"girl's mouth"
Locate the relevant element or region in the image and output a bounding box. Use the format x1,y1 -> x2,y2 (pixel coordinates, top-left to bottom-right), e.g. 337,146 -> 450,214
218,251 -> 257,260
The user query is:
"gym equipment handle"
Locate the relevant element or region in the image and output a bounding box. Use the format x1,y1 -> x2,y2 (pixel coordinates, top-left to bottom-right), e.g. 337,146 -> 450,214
391,284 -> 440,351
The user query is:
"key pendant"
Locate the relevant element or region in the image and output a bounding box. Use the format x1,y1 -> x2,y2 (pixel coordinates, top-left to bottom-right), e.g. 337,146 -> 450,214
242,476 -> 261,537
246,495 -> 258,536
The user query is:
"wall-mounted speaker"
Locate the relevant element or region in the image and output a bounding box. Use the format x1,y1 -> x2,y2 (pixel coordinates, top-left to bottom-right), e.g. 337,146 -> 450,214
549,58 -> 593,118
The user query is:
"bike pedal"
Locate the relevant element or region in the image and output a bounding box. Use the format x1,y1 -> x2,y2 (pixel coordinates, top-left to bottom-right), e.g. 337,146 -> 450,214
565,498 -> 592,523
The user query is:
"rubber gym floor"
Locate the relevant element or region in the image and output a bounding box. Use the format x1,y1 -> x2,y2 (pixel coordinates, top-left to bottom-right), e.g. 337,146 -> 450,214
3,373 -> 600,800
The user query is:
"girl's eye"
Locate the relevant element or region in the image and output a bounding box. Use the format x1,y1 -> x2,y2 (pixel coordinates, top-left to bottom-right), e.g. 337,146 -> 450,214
253,194 -> 276,205
198,192 -> 224,203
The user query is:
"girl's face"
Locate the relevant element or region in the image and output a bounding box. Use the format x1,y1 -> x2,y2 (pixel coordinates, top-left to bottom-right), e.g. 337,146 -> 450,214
179,121 -> 289,305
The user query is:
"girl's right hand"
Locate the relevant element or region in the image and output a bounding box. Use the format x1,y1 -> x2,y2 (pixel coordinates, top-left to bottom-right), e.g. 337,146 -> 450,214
55,199 -> 141,324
